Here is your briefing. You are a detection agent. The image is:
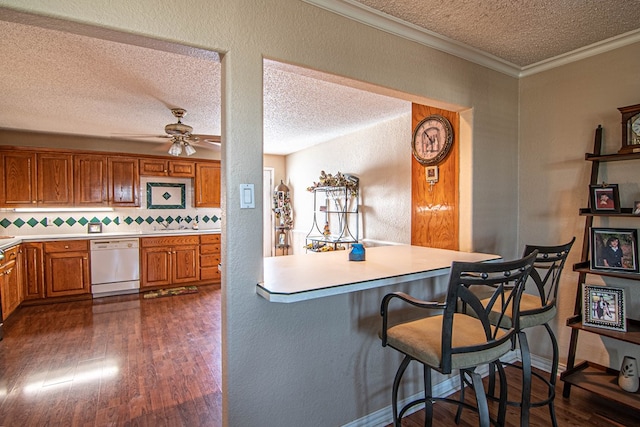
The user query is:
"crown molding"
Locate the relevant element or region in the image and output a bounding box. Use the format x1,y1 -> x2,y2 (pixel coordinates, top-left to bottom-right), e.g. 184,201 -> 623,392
304,0 -> 640,79
519,28 -> 640,77
303,0 -> 521,77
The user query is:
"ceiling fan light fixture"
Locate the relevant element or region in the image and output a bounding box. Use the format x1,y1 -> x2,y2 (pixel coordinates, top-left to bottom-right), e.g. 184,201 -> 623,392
184,141 -> 196,156
168,139 -> 183,156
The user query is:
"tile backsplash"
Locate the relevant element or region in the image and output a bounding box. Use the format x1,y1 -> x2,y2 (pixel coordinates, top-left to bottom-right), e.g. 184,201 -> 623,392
0,177 -> 221,236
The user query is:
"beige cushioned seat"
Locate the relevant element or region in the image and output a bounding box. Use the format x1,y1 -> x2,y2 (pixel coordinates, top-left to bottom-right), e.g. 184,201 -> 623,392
485,293 -> 557,329
386,313 -> 511,370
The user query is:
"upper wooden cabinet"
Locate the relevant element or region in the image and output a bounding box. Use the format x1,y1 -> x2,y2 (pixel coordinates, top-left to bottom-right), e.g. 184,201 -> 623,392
1,146 -> 219,208
74,154 -> 108,206
74,155 -> 140,207
195,161 -> 221,207
108,157 -> 140,207
140,159 -> 195,178
0,151 -> 73,206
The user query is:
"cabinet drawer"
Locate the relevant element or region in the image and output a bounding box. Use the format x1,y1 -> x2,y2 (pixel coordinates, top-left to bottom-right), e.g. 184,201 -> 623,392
201,267 -> 221,281
200,254 -> 221,268
44,240 -> 89,253
200,234 -> 220,244
142,236 -> 200,247
1,245 -> 19,265
200,244 -> 220,255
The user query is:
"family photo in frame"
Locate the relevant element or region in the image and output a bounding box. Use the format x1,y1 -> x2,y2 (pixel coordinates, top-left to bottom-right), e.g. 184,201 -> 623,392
582,284 -> 626,332
590,228 -> 639,272
589,184 -> 620,213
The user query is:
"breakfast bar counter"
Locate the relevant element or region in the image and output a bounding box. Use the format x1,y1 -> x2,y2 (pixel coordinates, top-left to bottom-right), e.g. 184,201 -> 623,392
257,244 -> 500,303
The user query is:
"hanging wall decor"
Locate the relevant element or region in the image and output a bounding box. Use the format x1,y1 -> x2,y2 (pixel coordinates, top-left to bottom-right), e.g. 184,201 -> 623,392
273,180 -> 293,255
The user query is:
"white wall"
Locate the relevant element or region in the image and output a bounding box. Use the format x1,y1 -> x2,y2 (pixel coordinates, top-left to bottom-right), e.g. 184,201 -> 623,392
519,41 -> 640,370
0,1 -> 520,425
287,114 -> 413,253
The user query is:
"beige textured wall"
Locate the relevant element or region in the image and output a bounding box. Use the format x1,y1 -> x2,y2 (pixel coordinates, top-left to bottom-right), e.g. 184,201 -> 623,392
0,1 -> 519,425
519,41 -> 640,370
287,114 -> 413,253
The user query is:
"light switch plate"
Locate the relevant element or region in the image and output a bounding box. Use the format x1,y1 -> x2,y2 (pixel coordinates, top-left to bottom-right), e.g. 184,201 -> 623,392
240,184 -> 255,208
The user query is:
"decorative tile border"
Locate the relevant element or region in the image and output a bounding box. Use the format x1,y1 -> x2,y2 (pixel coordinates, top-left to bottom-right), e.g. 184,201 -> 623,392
0,213 -> 220,231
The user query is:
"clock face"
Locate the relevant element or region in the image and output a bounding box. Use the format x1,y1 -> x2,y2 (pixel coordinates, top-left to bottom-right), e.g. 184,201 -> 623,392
412,115 -> 453,166
632,114 -> 640,135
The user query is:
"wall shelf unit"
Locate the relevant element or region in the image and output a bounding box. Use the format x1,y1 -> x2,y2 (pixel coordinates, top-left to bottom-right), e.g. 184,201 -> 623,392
561,125 -> 640,410
305,186 -> 358,252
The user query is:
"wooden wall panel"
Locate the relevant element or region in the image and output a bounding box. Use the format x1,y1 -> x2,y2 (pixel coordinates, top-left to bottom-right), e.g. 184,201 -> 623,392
411,104 -> 459,250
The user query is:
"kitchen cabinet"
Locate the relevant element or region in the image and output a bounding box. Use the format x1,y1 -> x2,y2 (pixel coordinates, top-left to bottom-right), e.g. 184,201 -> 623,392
140,159 -> 195,178
108,157 -> 140,207
74,154 -> 108,206
22,242 -> 45,300
0,245 -> 22,321
194,161 -> 221,207
200,234 -> 221,283
141,236 -> 199,288
44,240 -> 90,297
0,150 -> 73,207
75,155 -> 139,206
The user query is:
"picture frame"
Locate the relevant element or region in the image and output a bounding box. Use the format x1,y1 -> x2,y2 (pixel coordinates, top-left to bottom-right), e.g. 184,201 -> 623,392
589,184 -> 620,213
87,221 -> 102,233
583,284 -> 626,332
633,201 -> 640,216
147,182 -> 186,209
425,165 -> 439,184
590,228 -> 638,272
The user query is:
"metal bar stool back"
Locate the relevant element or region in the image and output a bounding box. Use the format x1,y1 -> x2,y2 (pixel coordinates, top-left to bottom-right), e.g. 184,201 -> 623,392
460,238 -> 574,427
380,252 -> 538,427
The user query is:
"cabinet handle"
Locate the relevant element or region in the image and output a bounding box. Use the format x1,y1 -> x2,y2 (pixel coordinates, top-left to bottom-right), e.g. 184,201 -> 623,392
64,245 -> 69,249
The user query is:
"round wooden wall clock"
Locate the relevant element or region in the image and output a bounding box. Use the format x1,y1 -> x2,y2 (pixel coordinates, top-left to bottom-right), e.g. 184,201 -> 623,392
411,114 -> 453,166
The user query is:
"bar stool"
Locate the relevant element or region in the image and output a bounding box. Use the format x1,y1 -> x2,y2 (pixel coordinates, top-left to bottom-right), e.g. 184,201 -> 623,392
380,252 -> 537,427
458,238 -> 574,427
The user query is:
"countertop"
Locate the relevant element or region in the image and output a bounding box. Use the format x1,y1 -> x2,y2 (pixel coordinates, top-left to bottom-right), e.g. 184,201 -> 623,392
0,228 -> 221,250
257,244 -> 501,303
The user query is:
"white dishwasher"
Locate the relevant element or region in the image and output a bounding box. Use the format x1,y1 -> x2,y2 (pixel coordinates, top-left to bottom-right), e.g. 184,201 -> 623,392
90,238 -> 140,297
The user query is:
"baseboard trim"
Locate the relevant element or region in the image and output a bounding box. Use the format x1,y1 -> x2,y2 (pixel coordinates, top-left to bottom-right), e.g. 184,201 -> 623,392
343,351 -> 564,427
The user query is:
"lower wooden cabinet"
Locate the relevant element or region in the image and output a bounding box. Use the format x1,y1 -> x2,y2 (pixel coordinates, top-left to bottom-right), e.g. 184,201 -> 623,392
44,240 -> 90,297
200,234 -> 221,283
141,236 -> 199,288
22,242 -> 45,300
1,245 -> 22,320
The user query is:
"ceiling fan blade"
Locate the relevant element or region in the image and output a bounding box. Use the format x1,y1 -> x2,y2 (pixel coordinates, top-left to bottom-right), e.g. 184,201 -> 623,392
192,134 -> 221,145
111,133 -> 171,139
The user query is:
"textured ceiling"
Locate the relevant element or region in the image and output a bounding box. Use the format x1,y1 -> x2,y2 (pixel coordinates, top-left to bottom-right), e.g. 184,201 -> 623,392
1,2 -> 639,155
351,0 -> 640,67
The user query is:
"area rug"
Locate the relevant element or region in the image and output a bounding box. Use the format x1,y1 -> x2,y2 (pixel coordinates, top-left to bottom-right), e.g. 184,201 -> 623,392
143,286 -> 198,299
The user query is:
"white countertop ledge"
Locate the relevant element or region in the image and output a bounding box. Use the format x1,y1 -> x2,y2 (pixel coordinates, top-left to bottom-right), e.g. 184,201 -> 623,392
0,229 -> 221,249
257,245 -> 501,303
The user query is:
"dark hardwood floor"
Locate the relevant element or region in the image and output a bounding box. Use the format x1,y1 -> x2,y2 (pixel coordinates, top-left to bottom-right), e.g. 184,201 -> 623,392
2,287 -> 639,426
0,286 -> 221,426
386,365 -> 640,427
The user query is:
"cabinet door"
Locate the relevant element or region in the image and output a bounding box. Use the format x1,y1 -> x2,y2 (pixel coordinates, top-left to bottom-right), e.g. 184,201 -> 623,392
173,245 -> 199,283
37,153 -> 73,205
108,157 -> 140,206
0,151 -> 37,206
74,155 -> 108,205
1,259 -> 20,320
194,162 -> 221,207
141,247 -> 172,288
22,242 -> 45,300
169,161 -> 195,178
45,252 -> 90,297
139,159 -> 168,176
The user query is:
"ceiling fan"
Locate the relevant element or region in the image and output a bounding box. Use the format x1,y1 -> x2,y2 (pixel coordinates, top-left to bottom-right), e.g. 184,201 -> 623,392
114,107 -> 221,156
163,108 -> 221,156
